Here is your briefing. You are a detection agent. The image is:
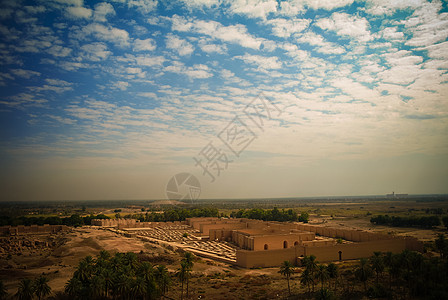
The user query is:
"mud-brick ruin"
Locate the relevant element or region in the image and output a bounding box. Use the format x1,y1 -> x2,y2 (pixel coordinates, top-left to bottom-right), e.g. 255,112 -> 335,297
93,217 -> 423,268
0,224 -> 70,255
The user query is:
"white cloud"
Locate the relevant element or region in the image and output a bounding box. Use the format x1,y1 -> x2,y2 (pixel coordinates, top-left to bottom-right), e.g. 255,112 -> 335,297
93,2 -> 115,22
135,55 -> 166,66
11,69 -> 41,79
127,0 -> 157,13
277,1 -> 304,16
306,0 -> 354,10
164,62 -> 213,79
138,92 -> 157,98
47,45 -> 72,57
113,81 -> 129,90
267,18 -> 310,37
380,26 -> 404,41
364,0 -> 425,16
165,34 -> 194,56
133,38 -> 156,51
234,53 -> 282,69
80,42 -> 111,61
402,1 -> 448,48
172,15 -> 265,50
66,6 -> 92,19
297,31 -> 345,54
316,12 -> 373,42
180,0 -> 221,9
198,40 -> 227,54
77,23 -> 130,47
28,78 -> 73,93
418,41 -> 448,59
227,0 -> 278,19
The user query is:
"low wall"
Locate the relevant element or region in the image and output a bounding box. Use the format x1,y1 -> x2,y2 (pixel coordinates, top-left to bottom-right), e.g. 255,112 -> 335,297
0,225 -> 69,236
237,247 -> 304,268
303,239 -> 407,262
117,220 -> 188,229
296,224 -> 392,242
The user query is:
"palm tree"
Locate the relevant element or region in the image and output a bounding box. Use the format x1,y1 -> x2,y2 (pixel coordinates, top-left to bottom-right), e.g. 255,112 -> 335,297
316,264 -> 329,289
355,258 -> 373,293
101,268 -> 114,298
33,276 -> 51,300
326,263 -> 338,290
16,278 -> 34,300
279,261 -> 295,295
131,277 -> 147,300
96,250 -> 111,269
383,252 -> 393,289
300,268 -> 313,294
75,259 -> 92,284
181,252 -> 195,298
124,252 -> 139,271
113,274 -> 131,300
137,262 -> 154,283
65,277 -> 82,298
0,280 -> 8,300
88,275 -> 105,299
182,252 -> 195,269
370,251 -> 385,284
302,255 -> 318,292
176,261 -> 189,300
155,265 -> 171,297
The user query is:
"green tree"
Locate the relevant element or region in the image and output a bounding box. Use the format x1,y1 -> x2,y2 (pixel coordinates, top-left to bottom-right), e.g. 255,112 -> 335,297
300,268 -> 314,294
181,252 -> 194,298
326,263 -> 338,290
130,277 -> 147,299
316,264 -> 329,289
101,268 -> 114,298
302,255 -> 318,292
176,261 -> 189,300
155,265 -> 171,297
370,251 -> 385,284
65,278 -> 82,298
33,276 -> 51,300
16,278 -> 34,300
279,261 -> 295,295
355,258 -> 373,293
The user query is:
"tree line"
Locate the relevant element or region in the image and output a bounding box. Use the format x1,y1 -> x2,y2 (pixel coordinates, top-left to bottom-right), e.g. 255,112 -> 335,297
230,207 -> 309,223
0,214 -> 110,227
123,207 -> 220,223
370,214 -> 448,228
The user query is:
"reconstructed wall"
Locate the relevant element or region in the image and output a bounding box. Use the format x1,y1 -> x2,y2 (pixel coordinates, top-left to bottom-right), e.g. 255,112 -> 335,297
0,225 -> 69,236
236,238 -> 410,268
91,218 -> 187,229
237,247 -> 303,268
296,224 -> 392,242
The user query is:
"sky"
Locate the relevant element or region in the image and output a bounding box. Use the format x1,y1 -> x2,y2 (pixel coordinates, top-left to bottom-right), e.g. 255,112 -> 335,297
0,0 -> 447,201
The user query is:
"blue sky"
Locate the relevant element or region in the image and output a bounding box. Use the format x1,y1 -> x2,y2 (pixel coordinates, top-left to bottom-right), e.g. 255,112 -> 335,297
0,0 -> 447,201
